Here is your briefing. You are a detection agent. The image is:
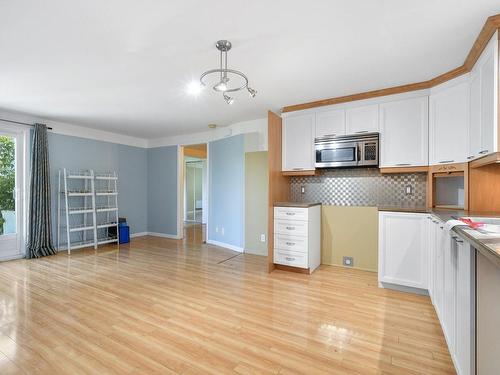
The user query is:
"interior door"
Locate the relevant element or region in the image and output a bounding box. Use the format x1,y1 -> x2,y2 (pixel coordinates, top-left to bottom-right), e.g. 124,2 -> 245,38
0,130 -> 24,260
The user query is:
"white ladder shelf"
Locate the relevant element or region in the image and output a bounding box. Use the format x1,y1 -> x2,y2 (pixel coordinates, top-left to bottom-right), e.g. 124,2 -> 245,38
57,169 -> 120,254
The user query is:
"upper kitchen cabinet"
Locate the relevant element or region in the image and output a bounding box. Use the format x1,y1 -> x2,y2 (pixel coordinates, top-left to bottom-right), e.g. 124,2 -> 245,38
429,75 -> 470,165
345,104 -> 379,134
282,113 -> 315,171
379,96 -> 428,168
469,31 -> 498,161
315,109 -> 345,138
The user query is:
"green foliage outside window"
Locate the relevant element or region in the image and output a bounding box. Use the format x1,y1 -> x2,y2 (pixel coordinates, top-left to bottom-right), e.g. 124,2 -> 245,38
0,136 -> 15,234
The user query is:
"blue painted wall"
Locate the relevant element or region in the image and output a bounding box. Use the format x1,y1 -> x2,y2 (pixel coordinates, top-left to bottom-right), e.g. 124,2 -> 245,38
47,133 -> 148,240
208,135 -> 245,249
147,145 -> 178,236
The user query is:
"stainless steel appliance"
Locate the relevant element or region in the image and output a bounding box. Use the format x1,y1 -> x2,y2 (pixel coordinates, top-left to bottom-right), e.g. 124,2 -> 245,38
315,132 -> 379,168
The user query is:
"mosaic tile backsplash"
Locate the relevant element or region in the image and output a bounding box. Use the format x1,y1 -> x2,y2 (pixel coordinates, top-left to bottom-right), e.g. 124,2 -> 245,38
290,168 -> 427,207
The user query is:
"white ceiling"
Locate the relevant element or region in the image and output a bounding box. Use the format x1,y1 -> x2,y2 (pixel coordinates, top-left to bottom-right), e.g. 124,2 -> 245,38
0,1 -> 499,138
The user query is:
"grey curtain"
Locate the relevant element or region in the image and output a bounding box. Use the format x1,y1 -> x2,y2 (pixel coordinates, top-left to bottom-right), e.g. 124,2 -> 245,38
26,124 -> 56,258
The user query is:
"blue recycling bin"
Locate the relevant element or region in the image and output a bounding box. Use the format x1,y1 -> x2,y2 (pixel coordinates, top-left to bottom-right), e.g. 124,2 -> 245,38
119,225 -> 130,244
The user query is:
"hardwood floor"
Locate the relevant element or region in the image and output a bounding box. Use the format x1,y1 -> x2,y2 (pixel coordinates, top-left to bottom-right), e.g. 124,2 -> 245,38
0,230 -> 455,374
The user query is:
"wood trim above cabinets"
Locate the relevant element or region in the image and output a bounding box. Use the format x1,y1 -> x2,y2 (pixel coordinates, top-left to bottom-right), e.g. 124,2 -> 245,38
282,14 -> 500,114
379,166 -> 429,174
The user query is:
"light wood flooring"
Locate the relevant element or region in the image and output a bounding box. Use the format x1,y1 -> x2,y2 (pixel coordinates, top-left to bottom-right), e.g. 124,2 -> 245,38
0,226 -> 455,374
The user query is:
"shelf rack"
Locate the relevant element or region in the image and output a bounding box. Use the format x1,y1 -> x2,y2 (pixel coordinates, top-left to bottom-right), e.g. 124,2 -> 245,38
57,169 -> 119,254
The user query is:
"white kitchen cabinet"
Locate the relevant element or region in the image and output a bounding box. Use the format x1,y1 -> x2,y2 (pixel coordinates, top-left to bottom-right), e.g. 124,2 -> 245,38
433,219 -> 447,319
443,231 -> 458,355
468,31 -> 498,160
379,96 -> 428,167
315,109 -> 345,138
455,237 -> 475,375
282,113 -> 315,171
345,104 -> 379,135
273,204 -> 321,273
429,76 -> 469,165
378,212 -> 429,289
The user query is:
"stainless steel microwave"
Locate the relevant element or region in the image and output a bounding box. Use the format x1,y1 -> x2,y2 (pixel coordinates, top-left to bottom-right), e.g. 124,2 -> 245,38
315,132 -> 379,168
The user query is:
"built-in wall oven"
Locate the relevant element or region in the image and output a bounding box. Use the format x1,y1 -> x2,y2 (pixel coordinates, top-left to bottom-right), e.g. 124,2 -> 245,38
315,132 -> 379,168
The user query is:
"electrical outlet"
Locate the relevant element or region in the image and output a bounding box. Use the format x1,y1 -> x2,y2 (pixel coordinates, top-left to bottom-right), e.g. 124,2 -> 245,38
260,234 -> 266,243
405,185 -> 413,195
343,256 -> 354,267
221,227 -> 225,235
301,186 -> 306,194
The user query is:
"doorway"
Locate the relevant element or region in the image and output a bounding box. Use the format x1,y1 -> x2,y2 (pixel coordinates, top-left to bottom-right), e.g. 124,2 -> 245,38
181,144 -> 207,243
0,126 -> 27,260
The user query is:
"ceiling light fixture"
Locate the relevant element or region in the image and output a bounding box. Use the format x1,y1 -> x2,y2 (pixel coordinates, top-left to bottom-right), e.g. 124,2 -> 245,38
200,40 -> 257,104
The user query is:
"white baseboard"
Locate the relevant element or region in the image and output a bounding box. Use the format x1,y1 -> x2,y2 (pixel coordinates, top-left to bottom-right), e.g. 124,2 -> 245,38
146,232 -> 182,240
206,239 -> 244,253
130,232 -> 149,238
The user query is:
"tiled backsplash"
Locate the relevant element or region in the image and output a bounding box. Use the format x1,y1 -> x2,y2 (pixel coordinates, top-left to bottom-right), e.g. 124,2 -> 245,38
290,168 -> 427,206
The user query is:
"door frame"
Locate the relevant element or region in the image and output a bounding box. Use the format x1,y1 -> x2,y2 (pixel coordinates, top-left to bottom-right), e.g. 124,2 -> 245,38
0,122 -> 30,260
177,143 -> 209,240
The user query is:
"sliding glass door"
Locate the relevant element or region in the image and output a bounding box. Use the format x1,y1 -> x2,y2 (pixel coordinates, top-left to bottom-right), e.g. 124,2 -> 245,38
0,130 -> 24,259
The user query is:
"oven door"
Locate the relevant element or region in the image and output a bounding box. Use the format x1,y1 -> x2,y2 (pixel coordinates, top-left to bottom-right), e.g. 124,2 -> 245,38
315,140 -> 360,168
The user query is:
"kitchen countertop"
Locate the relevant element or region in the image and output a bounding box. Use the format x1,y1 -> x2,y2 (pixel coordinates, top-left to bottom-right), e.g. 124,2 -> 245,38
274,202 -> 322,208
380,206 -> 500,268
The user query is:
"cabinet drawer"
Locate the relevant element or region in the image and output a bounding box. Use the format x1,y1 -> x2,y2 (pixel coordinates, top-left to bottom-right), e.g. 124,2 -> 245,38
274,249 -> 308,269
274,234 -> 308,253
274,207 -> 308,221
274,219 -> 308,237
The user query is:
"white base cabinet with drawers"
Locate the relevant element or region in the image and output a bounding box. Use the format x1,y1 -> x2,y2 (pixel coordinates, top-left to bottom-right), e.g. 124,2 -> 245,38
380,211 -> 475,375
273,205 -> 321,273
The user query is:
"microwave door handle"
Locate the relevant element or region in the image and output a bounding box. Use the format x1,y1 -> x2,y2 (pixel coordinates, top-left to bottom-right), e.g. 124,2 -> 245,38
356,144 -> 361,163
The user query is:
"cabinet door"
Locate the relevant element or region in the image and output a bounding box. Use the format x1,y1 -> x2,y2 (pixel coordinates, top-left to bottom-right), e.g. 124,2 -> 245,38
427,216 -> 436,302
479,38 -> 498,156
429,79 -> 469,165
315,109 -> 345,138
468,69 -> 481,160
455,239 -> 475,375
282,114 -> 315,171
379,97 -> 428,167
378,212 -> 428,289
444,234 -> 458,355
434,221 -> 447,319
345,104 -> 379,134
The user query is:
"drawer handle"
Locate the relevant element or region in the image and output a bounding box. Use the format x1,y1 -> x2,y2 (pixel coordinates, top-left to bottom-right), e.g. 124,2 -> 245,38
396,163 -> 411,166
479,149 -> 489,154
439,160 -> 454,164
285,212 -> 296,216
354,130 -> 369,134
292,168 -> 304,170
467,155 -> 475,160
285,242 -> 295,246
285,226 -> 295,230
453,237 -> 464,243
285,257 -> 295,261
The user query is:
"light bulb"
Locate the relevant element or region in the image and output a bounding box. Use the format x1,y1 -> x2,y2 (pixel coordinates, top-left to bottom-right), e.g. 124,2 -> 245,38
247,87 -> 257,98
187,81 -> 204,96
213,81 -> 228,92
223,93 -> 234,105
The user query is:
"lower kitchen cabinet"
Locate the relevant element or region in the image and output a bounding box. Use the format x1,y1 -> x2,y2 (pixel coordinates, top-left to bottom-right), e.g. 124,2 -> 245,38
380,211 -> 475,375
455,237 -> 475,375
273,204 -> 321,273
378,212 -> 429,289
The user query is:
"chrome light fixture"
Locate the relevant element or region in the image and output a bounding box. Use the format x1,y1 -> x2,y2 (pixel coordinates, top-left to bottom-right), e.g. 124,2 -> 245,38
200,40 -> 257,104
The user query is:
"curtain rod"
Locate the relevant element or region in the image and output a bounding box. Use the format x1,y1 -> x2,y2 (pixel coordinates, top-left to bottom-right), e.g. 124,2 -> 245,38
0,117 -> 53,130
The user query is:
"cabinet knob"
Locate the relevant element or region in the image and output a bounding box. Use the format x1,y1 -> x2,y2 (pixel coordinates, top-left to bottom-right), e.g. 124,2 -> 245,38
285,242 -> 295,246
285,226 -> 295,230
285,257 -> 295,261
467,156 -> 475,160
479,150 -> 489,155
